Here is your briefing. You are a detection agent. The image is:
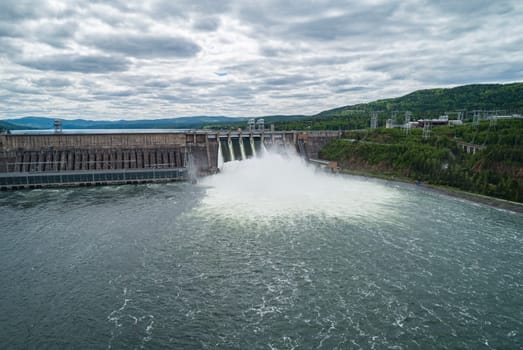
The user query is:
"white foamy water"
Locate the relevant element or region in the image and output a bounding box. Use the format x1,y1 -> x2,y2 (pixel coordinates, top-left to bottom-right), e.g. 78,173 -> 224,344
198,150 -> 400,220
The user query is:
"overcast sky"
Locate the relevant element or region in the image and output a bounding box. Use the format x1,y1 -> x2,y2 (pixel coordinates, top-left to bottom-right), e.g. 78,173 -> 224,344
1,0 -> 522,120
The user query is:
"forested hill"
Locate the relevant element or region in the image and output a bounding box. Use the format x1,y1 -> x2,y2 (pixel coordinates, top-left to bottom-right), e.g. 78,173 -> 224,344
205,82 -> 523,131
319,82 -> 523,117
273,82 -> 523,131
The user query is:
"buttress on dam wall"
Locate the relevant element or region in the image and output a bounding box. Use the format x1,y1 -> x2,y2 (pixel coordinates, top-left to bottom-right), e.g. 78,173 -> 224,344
0,131 -> 339,189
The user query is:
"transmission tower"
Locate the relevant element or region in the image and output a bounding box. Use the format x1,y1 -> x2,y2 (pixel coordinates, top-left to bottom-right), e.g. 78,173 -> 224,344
472,110 -> 481,127
404,111 -> 412,135
422,121 -> 431,140
489,115 -> 497,127
370,111 -> 378,129
391,111 -> 398,126
53,119 -> 62,134
404,122 -> 411,135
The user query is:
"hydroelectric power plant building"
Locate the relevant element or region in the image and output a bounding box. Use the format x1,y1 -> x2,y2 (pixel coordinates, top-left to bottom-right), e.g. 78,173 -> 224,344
0,129 -> 340,190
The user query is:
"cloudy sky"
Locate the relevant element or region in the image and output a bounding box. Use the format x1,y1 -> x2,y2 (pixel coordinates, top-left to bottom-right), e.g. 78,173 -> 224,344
1,0 -> 522,120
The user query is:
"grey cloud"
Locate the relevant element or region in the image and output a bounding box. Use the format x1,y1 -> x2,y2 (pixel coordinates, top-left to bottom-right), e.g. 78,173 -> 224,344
416,61 -> 523,86
334,86 -> 367,94
86,0 -> 136,13
0,79 -> 42,95
34,77 -> 73,88
36,21 -> 78,48
366,61 -> 402,73
290,15 -> 363,41
259,45 -> 300,58
151,0 -> 231,19
263,75 -> 312,86
193,17 -> 221,31
208,84 -> 255,100
84,34 -> 201,58
176,77 -> 218,88
157,94 -> 182,102
260,46 -> 283,58
0,23 -> 22,38
92,90 -> 136,99
144,80 -> 171,88
55,94 -> 95,103
84,3 -> 151,31
269,92 -> 325,100
303,56 -> 359,66
445,22 -> 483,36
237,1 -> 344,29
428,0 -> 513,15
20,54 -> 131,73
328,78 -> 355,87
289,6 -> 407,42
238,1 -> 402,42
155,94 -> 208,104
0,1 -> 47,21
222,62 -> 266,77
0,0 -> 74,22
0,38 -> 21,57
0,20 -> 76,49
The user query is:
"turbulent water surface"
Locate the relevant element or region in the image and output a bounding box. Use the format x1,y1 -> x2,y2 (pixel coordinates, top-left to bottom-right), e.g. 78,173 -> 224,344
1,152 -> 522,349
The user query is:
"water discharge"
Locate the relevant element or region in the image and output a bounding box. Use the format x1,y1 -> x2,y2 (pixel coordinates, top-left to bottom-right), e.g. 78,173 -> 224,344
228,139 -> 235,161
199,149 -> 399,220
239,139 -> 247,160
261,142 -> 268,155
250,138 -> 257,157
217,141 -> 224,169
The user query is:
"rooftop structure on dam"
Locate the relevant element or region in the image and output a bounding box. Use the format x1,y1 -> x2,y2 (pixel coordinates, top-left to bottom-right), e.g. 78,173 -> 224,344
0,129 -> 340,190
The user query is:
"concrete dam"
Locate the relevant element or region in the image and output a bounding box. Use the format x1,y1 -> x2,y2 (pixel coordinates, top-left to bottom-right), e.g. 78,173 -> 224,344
0,130 -> 339,189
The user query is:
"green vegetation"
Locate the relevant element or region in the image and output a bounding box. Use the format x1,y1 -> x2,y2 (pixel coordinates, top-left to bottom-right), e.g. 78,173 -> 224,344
293,82 -> 523,130
203,82 -> 523,131
319,119 -> 523,203
319,82 -> 523,118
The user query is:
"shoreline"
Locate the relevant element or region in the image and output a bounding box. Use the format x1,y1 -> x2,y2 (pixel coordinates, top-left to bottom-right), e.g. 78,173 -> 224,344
338,168 -> 523,214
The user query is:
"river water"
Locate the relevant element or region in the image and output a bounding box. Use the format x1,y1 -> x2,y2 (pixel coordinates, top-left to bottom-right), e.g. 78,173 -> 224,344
1,151 -> 522,349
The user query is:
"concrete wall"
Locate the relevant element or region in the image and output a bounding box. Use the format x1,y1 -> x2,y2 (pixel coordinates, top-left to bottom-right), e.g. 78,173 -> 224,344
0,133 -> 186,151
0,131 -> 338,175
297,131 -> 340,159
0,148 -> 192,173
0,132 -> 217,174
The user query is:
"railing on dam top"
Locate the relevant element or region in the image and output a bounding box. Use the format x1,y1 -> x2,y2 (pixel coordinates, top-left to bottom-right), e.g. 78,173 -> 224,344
203,130 -> 341,138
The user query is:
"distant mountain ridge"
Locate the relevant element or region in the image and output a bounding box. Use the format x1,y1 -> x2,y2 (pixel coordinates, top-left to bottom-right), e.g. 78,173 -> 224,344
2,116 -> 247,130
0,120 -> 39,130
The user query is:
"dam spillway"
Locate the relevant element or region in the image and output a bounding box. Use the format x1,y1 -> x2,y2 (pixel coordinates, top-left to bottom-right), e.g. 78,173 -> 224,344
0,130 -> 340,189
